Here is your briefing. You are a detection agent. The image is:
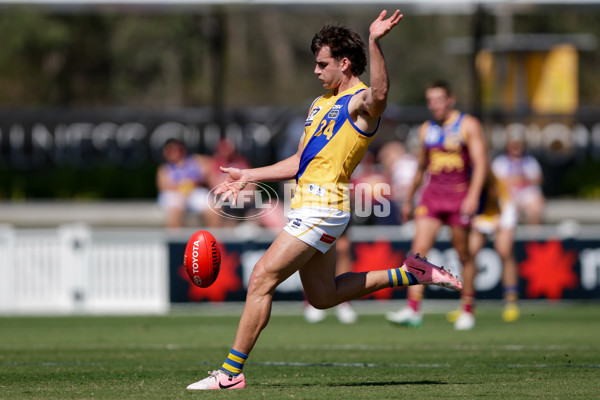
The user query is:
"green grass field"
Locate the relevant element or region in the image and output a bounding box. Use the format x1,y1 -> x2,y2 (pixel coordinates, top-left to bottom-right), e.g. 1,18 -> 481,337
1,301 -> 599,400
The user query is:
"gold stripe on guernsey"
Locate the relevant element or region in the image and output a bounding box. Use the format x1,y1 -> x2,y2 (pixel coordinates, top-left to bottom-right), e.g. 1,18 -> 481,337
294,210 -> 335,239
390,269 -> 399,287
399,269 -> 409,286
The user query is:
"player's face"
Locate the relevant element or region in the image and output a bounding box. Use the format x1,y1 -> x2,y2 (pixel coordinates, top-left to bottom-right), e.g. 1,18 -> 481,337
314,46 -> 343,90
507,139 -> 525,157
163,143 -> 185,163
425,87 -> 455,123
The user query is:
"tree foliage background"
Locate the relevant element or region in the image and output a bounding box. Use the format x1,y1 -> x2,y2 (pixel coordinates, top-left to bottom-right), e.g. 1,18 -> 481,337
1,4 -> 598,109
0,4 -> 599,200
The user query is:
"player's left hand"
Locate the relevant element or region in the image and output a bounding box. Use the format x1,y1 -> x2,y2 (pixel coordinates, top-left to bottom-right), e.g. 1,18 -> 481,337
369,9 -> 403,41
213,166 -> 250,205
460,193 -> 479,217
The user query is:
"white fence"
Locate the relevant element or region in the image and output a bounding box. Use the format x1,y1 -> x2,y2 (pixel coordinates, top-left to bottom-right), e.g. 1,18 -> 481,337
3,221 -> 600,315
0,224 -> 169,315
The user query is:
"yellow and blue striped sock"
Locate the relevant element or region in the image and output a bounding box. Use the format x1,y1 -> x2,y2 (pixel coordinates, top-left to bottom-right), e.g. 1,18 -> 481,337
220,349 -> 248,377
388,267 -> 418,288
503,286 -> 518,305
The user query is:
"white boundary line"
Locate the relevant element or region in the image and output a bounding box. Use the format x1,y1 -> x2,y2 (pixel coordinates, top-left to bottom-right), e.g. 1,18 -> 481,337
248,361 -> 600,368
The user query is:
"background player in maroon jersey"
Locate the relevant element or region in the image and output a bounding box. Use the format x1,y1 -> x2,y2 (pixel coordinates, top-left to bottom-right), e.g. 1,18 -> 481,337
386,80 -> 487,330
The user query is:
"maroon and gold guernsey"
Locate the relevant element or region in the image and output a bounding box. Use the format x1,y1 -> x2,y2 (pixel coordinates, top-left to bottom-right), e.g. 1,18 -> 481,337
421,110 -> 471,194
415,110 -> 472,227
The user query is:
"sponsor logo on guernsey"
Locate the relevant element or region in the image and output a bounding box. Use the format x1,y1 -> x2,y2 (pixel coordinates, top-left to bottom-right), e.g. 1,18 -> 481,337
425,125 -> 443,145
327,104 -> 342,119
308,183 -> 326,198
305,107 -> 321,126
320,233 -> 336,244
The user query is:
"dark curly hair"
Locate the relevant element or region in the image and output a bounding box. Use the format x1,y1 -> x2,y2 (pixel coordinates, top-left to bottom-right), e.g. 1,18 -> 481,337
426,80 -> 453,97
311,25 -> 367,76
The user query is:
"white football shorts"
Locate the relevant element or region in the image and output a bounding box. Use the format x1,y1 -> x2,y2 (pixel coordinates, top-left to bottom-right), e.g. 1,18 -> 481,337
473,200 -> 518,235
283,206 -> 350,254
158,187 -> 211,214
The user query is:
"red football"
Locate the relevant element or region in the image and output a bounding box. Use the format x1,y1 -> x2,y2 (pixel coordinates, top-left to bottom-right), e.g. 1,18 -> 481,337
183,230 -> 221,288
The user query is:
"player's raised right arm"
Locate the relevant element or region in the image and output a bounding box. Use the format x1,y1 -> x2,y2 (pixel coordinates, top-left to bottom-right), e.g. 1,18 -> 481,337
366,10 -> 402,117
352,10 -> 402,122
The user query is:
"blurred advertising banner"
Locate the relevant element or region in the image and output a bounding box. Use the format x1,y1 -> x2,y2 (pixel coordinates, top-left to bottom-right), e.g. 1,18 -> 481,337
477,44 -> 579,114
0,108 -> 293,170
168,230 -> 600,303
1,107 -> 600,199
1,107 -> 600,169
530,44 -> 578,115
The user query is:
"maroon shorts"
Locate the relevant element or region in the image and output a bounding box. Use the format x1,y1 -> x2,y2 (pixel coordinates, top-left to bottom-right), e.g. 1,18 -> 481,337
414,189 -> 471,228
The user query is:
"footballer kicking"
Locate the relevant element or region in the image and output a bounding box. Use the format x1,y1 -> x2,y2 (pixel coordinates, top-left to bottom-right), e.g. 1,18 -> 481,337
187,9 -> 462,391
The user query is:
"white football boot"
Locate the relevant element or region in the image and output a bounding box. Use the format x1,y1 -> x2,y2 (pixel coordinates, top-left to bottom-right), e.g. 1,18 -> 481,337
386,306 -> 423,328
335,302 -> 358,324
454,311 -> 475,331
304,304 -> 327,323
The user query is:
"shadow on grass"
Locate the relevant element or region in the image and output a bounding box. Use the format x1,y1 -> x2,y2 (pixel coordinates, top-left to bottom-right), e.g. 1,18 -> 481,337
329,380 -> 447,387
266,380 -> 447,388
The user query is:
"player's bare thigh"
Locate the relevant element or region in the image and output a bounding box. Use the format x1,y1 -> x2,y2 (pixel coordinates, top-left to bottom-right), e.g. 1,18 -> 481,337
299,247 -> 338,309
494,227 -> 515,260
248,230 -> 318,296
450,225 -> 470,260
412,217 -> 443,254
469,229 -> 486,257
